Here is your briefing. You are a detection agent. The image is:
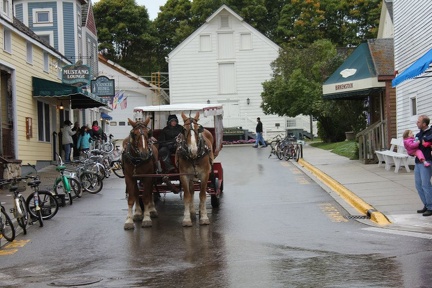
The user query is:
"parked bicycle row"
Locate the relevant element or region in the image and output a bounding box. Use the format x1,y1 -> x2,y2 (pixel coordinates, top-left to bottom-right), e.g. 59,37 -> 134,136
268,134 -> 302,162
0,141 -> 125,244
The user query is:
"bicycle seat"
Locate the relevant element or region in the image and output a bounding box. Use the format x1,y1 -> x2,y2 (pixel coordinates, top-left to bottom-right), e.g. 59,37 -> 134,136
56,165 -> 66,172
27,179 -> 41,187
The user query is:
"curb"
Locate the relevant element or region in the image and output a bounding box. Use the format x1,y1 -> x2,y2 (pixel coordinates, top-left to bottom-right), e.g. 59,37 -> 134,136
298,158 -> 391,226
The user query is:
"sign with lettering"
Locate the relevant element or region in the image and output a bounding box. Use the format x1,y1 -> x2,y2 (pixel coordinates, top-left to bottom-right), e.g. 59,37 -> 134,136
91,76 -> 115,97
62,64 -> 91,85
335,83 -> 353,90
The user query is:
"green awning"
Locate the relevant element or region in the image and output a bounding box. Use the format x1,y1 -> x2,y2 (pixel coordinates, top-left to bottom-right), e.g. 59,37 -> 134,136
32,77 -> 107,109
322,43 -> 385,100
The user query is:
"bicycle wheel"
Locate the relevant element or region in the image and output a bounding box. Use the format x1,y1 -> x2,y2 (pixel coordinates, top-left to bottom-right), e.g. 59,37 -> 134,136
0,206 -> 15,242
54,178 -> 73,205
26,191 -> 59,220
283,146 -> 291,161
112,160 -> 125,178
80,172 -> 103,194
16,195 -> 29,235
101,142 -> 114,153
69,178 -> 83,198
276,143 -> 284,160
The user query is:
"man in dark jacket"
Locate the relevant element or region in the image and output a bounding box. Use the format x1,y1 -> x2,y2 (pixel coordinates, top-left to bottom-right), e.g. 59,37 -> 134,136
253,117 -> 266,148
158,115 -> 183,172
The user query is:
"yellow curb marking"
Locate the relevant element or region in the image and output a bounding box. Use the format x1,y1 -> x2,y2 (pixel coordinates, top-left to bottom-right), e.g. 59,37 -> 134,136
0,240 -> 30,256
319,203 -> 348,223
299,158 -> 391,226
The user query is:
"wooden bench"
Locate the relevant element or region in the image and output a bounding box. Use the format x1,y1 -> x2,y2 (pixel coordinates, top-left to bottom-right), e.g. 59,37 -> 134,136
375,138 -> 415,173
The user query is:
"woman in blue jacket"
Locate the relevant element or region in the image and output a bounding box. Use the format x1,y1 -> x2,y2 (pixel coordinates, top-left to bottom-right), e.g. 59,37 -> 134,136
77,125 -> 91,154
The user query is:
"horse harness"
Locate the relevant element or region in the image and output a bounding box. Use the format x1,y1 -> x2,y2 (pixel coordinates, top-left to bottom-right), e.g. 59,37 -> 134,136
176,118 -> 212,178
122,123 -> 155,172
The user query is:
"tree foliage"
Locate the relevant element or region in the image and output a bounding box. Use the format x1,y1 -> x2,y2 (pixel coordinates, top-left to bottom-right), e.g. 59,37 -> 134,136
261,40 -> 367,142
93,0 -> 157,76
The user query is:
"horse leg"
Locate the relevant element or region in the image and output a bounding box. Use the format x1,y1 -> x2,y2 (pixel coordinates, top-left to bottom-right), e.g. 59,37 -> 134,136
141,179 -> 154,227
182,179 -> 193,227
133,181 -> 143,221
124,180 -> 136,230
199,176 -> 210,225
189,180 -> 196,219
149,193 -> 158,218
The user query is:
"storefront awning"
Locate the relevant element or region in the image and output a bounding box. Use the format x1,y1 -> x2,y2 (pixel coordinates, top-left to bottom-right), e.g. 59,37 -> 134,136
322,43 -> 385,100
101,112 -> 112,120
392,48 -> 432,87
32,77 -> 107,109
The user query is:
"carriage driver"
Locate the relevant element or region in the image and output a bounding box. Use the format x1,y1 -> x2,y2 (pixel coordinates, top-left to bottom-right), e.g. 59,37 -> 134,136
158,114 -> 183,172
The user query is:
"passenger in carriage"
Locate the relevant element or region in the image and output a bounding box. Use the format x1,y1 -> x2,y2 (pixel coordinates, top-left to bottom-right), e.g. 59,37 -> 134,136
158,114 -> 183,172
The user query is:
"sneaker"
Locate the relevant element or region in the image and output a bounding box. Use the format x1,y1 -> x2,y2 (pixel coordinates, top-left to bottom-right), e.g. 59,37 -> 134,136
425,161 -> 431,167
252,145 -> 258,148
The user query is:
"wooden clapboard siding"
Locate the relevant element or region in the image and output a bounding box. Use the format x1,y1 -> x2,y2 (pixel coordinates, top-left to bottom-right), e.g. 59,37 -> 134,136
394,1 -> 432,136
168,5 -> 316,136
0,23 -> 63,163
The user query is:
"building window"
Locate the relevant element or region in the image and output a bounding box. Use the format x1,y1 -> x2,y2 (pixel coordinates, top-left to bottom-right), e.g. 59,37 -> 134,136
220,15 -> 229,28
200,35 -> 211,52
287,119 -> 297,127
3,28 -> 11,53
37,101 -> 51,142
240,33 -> 252,50
410,96 -> 417,116
33,9 -> 53,26
2,0 -> 10,17
26,41 -> 33,64
119,121 -> 126,126
43,52 -> 49,72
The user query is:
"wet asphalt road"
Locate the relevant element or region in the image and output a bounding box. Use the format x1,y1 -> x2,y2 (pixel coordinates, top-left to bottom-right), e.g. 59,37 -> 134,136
1,146 -> 432,287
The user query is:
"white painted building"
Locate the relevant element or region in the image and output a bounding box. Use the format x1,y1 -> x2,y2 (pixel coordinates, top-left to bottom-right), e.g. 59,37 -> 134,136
167,4 -> 315,139
97,55 -> 166,139
392,0 -> 432,135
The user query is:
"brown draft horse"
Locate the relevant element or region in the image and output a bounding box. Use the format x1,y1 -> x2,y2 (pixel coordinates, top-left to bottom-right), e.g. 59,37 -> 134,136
176,111 -> 214,226
122,117 -> 158,229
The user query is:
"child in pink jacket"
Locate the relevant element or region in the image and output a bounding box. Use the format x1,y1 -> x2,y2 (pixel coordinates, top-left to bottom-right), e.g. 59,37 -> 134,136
403,129 -> 430,167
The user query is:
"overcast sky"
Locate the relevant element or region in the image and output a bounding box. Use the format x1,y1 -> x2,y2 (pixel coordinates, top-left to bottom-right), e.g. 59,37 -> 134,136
92,0 -> 168,20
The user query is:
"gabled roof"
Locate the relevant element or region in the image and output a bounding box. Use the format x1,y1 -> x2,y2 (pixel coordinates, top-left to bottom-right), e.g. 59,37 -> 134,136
168,4 -> 280,59
367,38 -> 394,76
82,1 -> 97,36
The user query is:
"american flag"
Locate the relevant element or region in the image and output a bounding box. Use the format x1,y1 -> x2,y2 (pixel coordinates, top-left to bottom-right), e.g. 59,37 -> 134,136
120,97 -> 128,110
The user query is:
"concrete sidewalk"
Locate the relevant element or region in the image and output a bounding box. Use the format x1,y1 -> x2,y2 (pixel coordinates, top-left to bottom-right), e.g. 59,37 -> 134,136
296,143 -> 432,235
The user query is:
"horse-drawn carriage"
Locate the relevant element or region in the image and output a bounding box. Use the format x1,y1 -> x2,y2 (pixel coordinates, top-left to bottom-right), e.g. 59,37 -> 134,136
122,103 -> 224,229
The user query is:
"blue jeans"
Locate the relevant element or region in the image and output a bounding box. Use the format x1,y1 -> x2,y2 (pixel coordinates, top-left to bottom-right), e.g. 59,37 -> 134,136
255,132 -> 265,146
63,143 -> 72,163
414,163 -> 432,210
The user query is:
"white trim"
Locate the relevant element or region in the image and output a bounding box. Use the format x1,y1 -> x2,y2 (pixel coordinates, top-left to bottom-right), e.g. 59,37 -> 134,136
32,8 -> 53,27
57,2 -> 65,54
322,77 -> 385,95
35,31 -> 54,47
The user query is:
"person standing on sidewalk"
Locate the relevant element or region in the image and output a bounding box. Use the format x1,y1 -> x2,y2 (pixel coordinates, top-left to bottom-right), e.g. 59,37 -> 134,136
61,120 -> 75,163
414,115 -> 432,216
253,117 -> 266,148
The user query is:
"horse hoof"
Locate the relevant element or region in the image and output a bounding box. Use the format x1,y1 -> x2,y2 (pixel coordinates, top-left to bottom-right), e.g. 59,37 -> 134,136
142,220 -> 152,228
133,215 -> 143,222
124,223 -> 135,230
182,220 -> 193,227
150,211 -> 159,218
199,218 -> 210,225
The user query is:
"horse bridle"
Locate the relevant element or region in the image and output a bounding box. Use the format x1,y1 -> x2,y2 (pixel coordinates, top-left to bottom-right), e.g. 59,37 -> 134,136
177,118 -> 209,160
123,124 -> 154,166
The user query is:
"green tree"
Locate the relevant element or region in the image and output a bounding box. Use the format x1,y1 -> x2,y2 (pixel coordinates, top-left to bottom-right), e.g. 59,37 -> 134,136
93,0 -> 157,76
261,40 -> 366,142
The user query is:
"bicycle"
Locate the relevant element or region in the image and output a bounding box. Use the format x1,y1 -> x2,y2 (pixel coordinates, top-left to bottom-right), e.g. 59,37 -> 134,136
53,153 -> 82,205
268,134 -> 282,159
25,165 -> 59,223
70,159 -> 104,194
0,201 -> 15,242
0,177 -> 29,234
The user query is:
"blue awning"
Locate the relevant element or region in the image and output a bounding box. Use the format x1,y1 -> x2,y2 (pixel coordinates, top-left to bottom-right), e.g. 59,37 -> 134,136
322,43 -> 385,99
392,48 -> 432,87
101,112 -> 112,120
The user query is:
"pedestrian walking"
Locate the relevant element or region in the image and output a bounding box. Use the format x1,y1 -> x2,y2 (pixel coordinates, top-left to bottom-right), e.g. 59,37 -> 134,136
253,117 -> 266,148
61,120 -> 75,163
414,115 -> 432,216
